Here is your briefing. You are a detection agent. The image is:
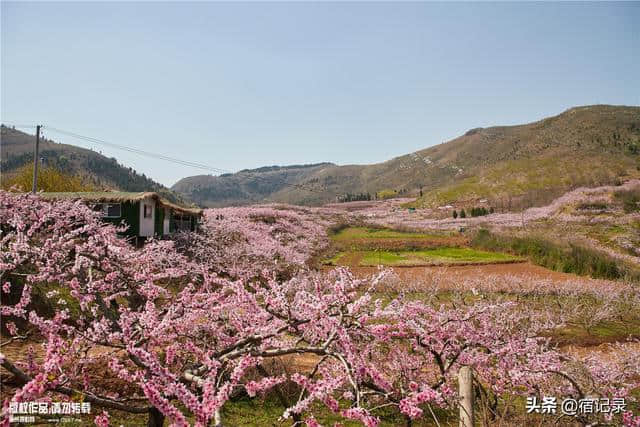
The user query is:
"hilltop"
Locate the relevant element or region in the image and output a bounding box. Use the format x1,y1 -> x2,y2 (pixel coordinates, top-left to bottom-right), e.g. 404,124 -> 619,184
173,105 -> 640,208
172,163 -> 335,207
0,125 -> 183,202
410,105 -> 640,208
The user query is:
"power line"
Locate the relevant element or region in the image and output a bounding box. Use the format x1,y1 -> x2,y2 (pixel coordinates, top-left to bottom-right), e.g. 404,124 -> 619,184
44,126 -> 323,195
2,123 -> 38,130
46,126 -> 227,174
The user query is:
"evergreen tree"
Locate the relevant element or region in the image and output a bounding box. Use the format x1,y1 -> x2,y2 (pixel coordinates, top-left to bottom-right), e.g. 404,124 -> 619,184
460,209 -> 466,218
453,210 -> 458,219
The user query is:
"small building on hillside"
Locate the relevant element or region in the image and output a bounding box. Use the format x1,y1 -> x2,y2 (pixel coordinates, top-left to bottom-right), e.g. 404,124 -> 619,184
41,192 -> 202,240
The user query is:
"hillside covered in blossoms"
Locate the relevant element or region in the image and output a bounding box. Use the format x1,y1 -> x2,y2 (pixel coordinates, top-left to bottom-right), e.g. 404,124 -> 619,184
1,186 -> 639,426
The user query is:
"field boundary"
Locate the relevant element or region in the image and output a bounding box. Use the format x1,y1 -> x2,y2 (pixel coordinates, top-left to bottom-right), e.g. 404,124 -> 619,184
358,258 -> 528,268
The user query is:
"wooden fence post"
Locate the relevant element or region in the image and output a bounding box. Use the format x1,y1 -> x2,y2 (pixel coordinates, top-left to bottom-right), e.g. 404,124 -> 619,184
459,366 -> 474,427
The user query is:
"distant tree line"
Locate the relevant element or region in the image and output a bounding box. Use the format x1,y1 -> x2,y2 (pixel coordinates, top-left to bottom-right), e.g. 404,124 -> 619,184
338,192 -> 372,202
238,162 -> 333,174
470,206 -> 494,217
453,206 -> 494,219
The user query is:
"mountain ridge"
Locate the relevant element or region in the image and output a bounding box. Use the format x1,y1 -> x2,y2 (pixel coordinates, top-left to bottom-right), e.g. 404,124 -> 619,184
0,125 -> 184,203
3,105 -> 638,209
173,105 -> 640,208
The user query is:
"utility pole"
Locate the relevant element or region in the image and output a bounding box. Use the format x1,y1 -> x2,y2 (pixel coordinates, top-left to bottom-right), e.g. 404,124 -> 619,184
32,125 -> 41,193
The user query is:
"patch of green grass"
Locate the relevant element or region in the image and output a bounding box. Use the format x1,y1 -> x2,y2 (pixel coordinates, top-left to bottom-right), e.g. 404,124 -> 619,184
220,396 -> 445,426
326,248 -> 522,267
422,247 -> 519,262
361,251 -> 408,265
330,227 -> 449,241
221,397 -> 291,426
322,252 -> 346,265
607,224 -> 626,234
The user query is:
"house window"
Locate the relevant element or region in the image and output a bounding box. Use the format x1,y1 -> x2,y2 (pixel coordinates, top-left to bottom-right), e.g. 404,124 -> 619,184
143,204 -> 153,218
174,214 -> 192,231
93,203 -> 121,218
104,203 -> 121,218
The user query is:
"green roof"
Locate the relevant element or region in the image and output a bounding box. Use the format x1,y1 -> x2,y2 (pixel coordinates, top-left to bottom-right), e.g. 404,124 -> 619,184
40,192 -> 202,215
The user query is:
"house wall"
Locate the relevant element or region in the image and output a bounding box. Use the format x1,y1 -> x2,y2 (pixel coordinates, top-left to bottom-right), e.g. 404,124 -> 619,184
100,201 -> 198,237
163,208 -> 170,235
154,206 -> 165,236
101,201 -> 139,237
169,211 -> 175,233
138,197 -> 155,237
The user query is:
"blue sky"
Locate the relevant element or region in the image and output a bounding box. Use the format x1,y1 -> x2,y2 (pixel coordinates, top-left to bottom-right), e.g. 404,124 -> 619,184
2,2 -> 638,187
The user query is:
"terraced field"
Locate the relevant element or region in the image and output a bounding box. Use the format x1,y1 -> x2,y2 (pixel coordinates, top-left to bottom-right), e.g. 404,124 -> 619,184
325,226 -> 520,267
330,226 -> 455,241
326,248 -> 523,267
329,226 -> 467,251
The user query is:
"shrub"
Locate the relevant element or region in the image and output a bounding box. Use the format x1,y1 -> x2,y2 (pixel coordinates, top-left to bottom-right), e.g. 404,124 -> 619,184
470,229 -> 629,280
614,188 -> 640,213
377,189 -> 398,200
338,192 -> 372,202
577,202 -> 609,211
1,164 -> 95,192
328,222 -> 351,235
470,207 -> 489,217
567,244 -> 620,279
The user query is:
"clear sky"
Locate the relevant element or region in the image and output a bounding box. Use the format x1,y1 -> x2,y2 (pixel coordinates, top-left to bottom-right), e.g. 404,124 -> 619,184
2,2 -> 638,187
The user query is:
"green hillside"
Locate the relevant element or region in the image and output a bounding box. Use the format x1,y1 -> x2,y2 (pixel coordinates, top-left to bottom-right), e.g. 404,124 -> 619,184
410,105 -> 640,207
172,105 -> 640,208
0,125 -> 183,202
172,163 -> 335,207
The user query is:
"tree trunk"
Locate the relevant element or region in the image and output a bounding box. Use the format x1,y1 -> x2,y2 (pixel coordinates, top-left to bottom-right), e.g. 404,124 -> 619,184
147,407 -> 165,427
213,409 -> 223,427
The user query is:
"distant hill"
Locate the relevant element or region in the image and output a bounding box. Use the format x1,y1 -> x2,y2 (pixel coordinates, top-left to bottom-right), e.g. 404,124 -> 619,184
0,125 -> 183,203
172,163 -> 335,207
173,105 -> 640,208
410,105 -> 640,208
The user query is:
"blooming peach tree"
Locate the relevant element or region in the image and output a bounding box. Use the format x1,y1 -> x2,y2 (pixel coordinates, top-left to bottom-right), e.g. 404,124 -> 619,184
1,191 -> 638,426
173,206 -> 330,280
